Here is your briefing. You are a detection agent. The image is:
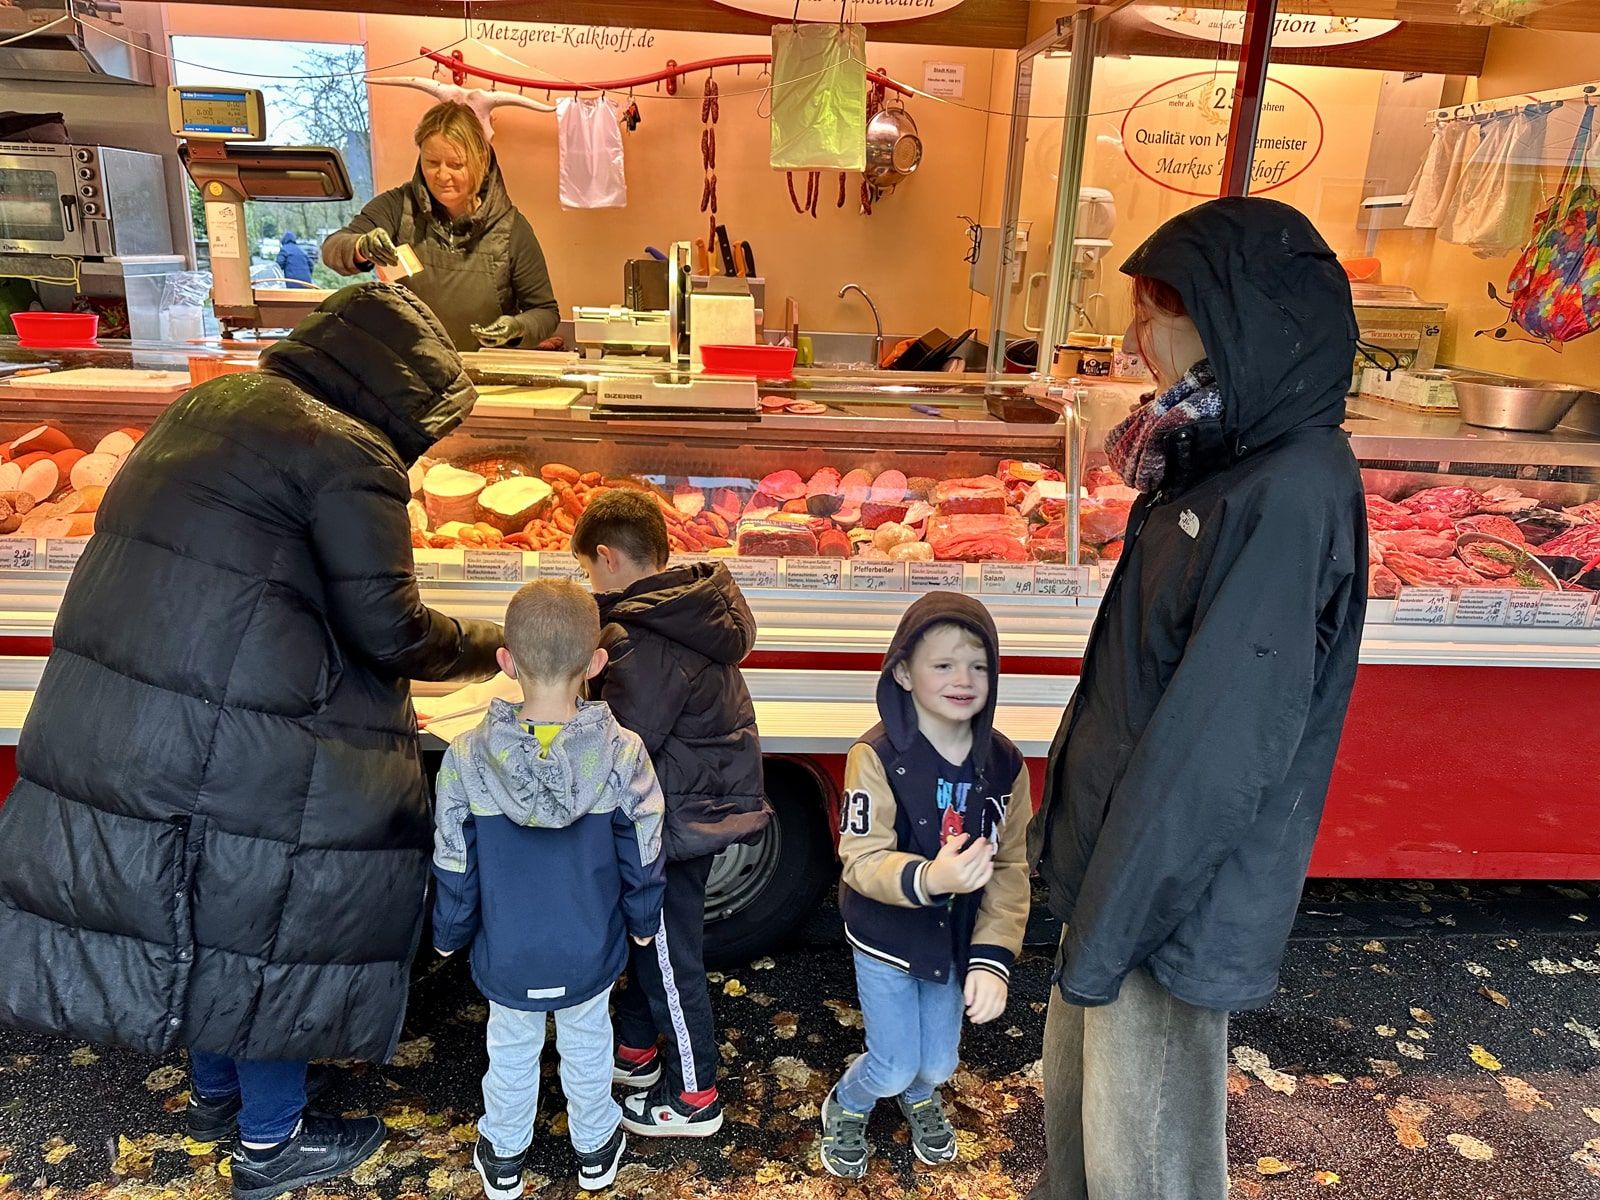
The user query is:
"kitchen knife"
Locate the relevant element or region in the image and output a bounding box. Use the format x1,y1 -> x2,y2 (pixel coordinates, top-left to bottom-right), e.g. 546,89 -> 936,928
740,241 -> 757,276
715,225 -> 737,277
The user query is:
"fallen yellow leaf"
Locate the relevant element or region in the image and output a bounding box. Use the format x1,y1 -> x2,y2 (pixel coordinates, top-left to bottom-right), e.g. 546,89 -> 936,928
383,1106 -> 427,1131
217,1156 -> 231,1179
183,1137 -> 217,1156
1585,1106 -> 1600,1125
1497,1075 -> 1552,1112
1410,1007 -> 1434,1024
68,1047 -> 99,1067
1447,1133 -> 1495,1162
42,1140 -> 76,1166
1314,1170 -> 1341,1185
1256,1156 -> 1300,1176
389,1036 -> 435,1068
1386,1096 -> 1433,1150
448,1123 -> 477,1143
1468,1044 -> 1503,1071
547,1112 -> 568,1137
1362,940 -> 1386,953
723,978 -> 747,997
144,1064 -> 185,1092
771,1011 -> 799,1039
0,1174 -> 12,1190
1479,985 -> 1510,1008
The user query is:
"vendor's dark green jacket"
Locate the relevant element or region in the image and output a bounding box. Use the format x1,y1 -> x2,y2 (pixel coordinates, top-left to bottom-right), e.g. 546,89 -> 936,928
323,157 -> 559,351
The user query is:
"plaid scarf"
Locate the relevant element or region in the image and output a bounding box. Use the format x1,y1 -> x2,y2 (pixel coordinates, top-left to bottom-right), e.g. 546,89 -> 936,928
1104,359 -> 1222,493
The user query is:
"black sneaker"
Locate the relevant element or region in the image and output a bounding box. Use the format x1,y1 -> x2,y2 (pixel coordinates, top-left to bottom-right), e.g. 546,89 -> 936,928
611,1050 -> 662,1090
187,1064 -> 337,1144
228,1114 -> 386,1200
898,1091 -> 958,1165
819,1085 -> 870,1180
473,1135 -> 527,1200
620,1082 -> 723,1138
575,1125 -> 626,1192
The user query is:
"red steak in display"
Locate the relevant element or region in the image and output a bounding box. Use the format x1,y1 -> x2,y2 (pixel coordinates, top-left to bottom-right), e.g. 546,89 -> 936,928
1373,529 -> 1457,559
1456,514 -> 1527,543
1537,524 -> 1600,561
860,500 -> 911,530
1383,552 -> 1482,588
1365,495 -> 1416,531
1401,486 -> 1484,518
736,520 -> 819,557
1368,564 -> 1402,598
1458,543 -> 1518,579
932,475 -> 1007,515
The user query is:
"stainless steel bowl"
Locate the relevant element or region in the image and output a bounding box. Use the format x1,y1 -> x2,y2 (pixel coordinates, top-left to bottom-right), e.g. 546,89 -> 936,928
1452,376 -> 1586,432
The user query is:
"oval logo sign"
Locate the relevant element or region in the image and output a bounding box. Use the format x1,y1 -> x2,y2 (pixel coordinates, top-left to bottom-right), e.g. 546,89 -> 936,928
1133,7 -> 1400,48
713,0 -> 966,22
1120,73 -> 1324,196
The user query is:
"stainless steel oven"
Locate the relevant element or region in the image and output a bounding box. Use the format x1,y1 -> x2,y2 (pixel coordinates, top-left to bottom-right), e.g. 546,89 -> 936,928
0,142 -> 173,258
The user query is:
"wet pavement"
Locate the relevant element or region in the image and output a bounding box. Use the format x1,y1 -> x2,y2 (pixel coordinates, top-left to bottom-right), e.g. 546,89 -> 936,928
1,880 -> 1598,1199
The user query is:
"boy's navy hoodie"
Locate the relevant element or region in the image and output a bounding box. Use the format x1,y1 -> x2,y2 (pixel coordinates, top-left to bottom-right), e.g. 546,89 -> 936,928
432,698 -> 666,1011
836,592 -> 1033,987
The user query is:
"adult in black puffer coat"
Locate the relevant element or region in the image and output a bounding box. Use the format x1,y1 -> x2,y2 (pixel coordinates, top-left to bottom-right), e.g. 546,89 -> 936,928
1028,199 -> 1367,1200
0,284 -> 501,1185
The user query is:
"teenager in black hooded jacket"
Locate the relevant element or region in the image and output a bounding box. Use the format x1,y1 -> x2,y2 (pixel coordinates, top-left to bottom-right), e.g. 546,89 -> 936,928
1027,198 -> 1368,1200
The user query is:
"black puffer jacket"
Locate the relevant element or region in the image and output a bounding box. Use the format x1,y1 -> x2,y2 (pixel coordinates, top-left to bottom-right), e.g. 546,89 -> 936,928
1030,198 -> 1368,1012
589,563 -> 771,861
0,284 -> 502,1062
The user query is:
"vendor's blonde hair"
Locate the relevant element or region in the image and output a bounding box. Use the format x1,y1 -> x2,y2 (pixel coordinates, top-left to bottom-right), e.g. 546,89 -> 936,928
414,101 -> 490,195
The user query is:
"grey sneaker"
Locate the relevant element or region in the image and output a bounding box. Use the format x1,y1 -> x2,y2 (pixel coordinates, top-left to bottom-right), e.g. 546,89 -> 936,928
898,1092 -> 958,1165
819,1085 -> 870,1180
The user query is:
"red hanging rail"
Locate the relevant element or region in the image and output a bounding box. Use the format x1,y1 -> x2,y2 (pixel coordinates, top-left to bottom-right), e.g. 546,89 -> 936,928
419,47 -> 914,98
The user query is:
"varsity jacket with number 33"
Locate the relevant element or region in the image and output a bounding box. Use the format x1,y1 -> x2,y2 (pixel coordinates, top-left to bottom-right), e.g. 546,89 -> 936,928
836,592 -> 1033,987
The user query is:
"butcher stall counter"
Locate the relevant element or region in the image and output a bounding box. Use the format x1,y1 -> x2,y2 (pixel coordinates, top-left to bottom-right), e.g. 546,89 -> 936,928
0,341 -> 1598,958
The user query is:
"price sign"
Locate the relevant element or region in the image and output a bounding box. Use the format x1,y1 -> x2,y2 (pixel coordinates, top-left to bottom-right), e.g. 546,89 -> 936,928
850,560 -> 908,592
1452,590 -> 1508,626
725,556 -> 779,589
979,562 -> 1037,596
785,557 -> 844,590
0,538 -> 35,570
670,553 -> 718,570
1034,564 -> 1090,598
412,559 -> 440,581
44,539 -> 87,572
1535,593 -> 1592,629
1503,592 -> 1542,627
1392,587 -> 1449,625
464,549 -> 526,583
536,551 -> 588,582
908,561 -> 965,592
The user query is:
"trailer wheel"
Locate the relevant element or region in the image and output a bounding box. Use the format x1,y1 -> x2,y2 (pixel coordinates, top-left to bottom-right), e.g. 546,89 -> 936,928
703,756 -> 836,966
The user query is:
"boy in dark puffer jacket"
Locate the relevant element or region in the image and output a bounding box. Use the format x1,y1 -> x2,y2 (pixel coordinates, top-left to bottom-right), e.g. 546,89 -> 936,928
573,488 -> 772,1139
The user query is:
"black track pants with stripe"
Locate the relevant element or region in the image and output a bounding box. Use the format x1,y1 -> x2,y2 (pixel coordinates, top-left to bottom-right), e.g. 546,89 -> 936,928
614,853 -> 718,1096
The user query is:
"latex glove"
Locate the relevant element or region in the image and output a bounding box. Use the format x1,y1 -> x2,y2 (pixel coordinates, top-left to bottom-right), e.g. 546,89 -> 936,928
924,835 -> 994,896
471,316 -> 523,348
964,971 -> 1007,1024
355,227 -> 401,268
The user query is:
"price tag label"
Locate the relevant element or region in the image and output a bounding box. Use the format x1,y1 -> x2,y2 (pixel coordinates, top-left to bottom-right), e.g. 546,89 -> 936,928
44,539 -> 87,572
1393,587 -> 1449,625
1452,590 -> 1508,626
0,537 -> 35,570
785,557 -> 844,590
1535,593 -> 1592,629
536,551 -> 588,582
464,549 -> 525,583
1034,564 -> 1090,598
725,556 -> 779,589
1504,592 -> 1542,627
908,561 -> 965,592
850,560 -> 907,592
979,562 -> 1037,596
670,553 -> 718,570
412,559 -> 440,581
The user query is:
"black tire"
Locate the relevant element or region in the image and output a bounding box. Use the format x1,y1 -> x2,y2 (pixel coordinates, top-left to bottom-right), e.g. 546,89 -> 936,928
703,756 -> 837,966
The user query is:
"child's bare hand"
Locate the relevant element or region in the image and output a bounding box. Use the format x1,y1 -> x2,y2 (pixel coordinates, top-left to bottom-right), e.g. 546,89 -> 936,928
964,971 -> 1007,1024
631,935 -> 654,947
926,835 -> 995,895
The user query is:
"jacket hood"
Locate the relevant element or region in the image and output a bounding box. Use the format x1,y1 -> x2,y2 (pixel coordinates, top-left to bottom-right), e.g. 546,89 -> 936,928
876,591 -> 1001,774
1120,197 -> 1357,456
259,282 -> 477,464
281,231 -> 299,244
462,698 -> 629,828
408,154 -> 514,243
599,563 -> 756,665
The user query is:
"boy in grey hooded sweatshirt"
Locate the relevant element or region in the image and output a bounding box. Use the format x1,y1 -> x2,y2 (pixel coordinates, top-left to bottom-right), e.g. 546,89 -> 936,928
433,580 -> 666,1198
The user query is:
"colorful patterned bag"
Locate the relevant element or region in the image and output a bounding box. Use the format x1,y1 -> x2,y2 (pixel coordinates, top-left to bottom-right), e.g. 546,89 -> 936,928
1479,103 -> 1600,351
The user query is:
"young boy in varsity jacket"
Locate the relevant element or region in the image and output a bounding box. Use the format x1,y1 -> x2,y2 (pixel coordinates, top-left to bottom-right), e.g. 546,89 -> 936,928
821,592 -> 1032,1180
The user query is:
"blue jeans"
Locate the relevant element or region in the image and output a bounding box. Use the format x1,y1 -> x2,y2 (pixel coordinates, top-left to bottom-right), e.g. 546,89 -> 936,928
835,950 -> 965,1112
189,1052 -> 308,1144
479,988 -> 621,1156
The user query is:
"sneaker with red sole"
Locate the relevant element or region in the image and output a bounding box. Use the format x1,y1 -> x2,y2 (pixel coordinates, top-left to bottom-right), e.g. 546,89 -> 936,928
620,1082 -> 723,1138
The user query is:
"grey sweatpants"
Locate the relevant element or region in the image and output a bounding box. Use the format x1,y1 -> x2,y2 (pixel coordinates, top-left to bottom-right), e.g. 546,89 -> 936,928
1029,954 -> 1229,1200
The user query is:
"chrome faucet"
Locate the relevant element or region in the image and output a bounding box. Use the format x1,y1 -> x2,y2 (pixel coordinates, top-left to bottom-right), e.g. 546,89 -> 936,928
837,283 -> 883,368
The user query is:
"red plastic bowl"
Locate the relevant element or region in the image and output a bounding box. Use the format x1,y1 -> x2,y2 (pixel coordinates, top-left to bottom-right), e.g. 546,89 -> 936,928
11,312 -> 99,348
699,344 -> 798,378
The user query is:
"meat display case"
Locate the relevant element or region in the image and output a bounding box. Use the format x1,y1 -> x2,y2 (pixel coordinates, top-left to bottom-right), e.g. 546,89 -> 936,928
0,342 -> 1598,956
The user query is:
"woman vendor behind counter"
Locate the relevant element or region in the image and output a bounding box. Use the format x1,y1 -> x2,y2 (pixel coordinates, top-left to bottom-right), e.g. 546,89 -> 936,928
322,100 -> 560,352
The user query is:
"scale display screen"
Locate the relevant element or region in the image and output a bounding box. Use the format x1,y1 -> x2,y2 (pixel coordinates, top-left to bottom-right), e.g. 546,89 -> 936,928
168,87 -> 266,140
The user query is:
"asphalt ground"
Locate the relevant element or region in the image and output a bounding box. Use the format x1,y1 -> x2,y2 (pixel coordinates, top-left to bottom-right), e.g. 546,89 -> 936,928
1,879 -> 1598,1200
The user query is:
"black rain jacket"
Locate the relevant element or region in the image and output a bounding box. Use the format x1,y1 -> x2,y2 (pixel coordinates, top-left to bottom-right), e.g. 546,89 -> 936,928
1030,198 -> 1369,1012
0,284 -> 502,1061
589,563 -> 771,861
